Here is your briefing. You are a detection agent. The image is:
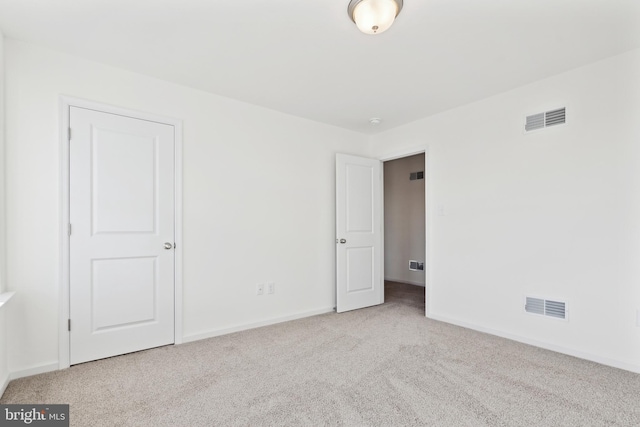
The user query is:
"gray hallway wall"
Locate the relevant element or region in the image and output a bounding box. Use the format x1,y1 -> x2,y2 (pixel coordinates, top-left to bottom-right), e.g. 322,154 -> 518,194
384,154 -> 425,286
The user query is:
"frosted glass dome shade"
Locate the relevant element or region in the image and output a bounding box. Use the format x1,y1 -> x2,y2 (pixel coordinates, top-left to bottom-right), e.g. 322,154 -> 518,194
350,0 -> 402,35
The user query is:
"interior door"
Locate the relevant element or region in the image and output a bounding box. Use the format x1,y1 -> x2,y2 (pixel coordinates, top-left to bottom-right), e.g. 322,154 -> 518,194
69,106 -> 175,365
336,153 -> 383,313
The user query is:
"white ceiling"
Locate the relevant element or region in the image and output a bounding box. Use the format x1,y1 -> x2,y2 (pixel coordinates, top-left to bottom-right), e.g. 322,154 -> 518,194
0,0 -> 639,134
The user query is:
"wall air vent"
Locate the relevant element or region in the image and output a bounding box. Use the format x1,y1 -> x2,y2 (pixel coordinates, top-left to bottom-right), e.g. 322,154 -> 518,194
409,261 -> 424,271
525,113 -> 545,132
409,171 -> 424,181
525,296 -> 567,320
525,107 -> 566,133
545,108 -> 566,127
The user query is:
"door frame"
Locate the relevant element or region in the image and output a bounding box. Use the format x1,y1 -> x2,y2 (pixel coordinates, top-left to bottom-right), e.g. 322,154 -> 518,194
378,146 -> 429,317
58,96 -> 184,369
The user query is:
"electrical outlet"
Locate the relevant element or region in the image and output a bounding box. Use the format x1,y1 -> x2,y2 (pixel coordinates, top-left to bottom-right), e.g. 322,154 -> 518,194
256,283 -> 264,296
267,282 -> 275,294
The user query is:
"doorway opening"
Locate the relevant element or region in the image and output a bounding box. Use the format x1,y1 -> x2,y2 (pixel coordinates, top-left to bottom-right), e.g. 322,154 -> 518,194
383,153 -> 426,313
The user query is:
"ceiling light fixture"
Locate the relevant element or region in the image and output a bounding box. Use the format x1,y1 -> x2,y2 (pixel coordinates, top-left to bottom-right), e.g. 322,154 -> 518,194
348,0 -> 403,35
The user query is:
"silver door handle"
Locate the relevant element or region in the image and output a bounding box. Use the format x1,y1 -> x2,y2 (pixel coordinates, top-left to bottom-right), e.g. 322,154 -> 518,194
339,239 -> 347,244
164,242 -> 173,250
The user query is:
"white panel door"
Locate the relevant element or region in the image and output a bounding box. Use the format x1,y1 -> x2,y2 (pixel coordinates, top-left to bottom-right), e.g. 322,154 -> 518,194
336,154 -> 383,313
70,106 -> 175,365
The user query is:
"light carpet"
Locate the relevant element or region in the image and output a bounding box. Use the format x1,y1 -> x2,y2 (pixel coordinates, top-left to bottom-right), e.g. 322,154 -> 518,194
2,282 -> 640,426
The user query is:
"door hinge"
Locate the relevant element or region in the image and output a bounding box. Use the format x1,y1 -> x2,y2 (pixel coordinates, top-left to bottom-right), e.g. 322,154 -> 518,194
68,319 -> 71,331
68,128 -> 72,141
68,224 -> 72,236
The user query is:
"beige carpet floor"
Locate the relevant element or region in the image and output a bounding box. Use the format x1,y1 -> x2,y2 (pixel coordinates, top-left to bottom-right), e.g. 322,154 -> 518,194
3,282 -> 640,426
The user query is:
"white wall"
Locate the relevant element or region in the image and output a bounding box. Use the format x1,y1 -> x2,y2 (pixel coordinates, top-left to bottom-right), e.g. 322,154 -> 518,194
384,154 -> 425,286
0,30 -> 4,295
0,30 -> 10,396
4,39 -> 369,374
370,48 -> 640,372
5,38 -> 640,379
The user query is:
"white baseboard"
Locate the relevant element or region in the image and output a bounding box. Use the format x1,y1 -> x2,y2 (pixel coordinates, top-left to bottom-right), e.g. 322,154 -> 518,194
3,308 -> 336,387
1,361 -> 59,398
182,307 -> 334,344
9,362 -> 59,381
428,313 -> 640,374
0,371 -> 10,398
385,278 -> 425,287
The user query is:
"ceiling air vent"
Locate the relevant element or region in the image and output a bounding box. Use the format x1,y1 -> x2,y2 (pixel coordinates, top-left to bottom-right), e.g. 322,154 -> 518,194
525,107 -> 566,133
525,296 -> 567,320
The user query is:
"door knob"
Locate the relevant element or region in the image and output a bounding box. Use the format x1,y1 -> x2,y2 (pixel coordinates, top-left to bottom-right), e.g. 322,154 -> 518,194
164,242 -> 173,250
339,239 -> 347,244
